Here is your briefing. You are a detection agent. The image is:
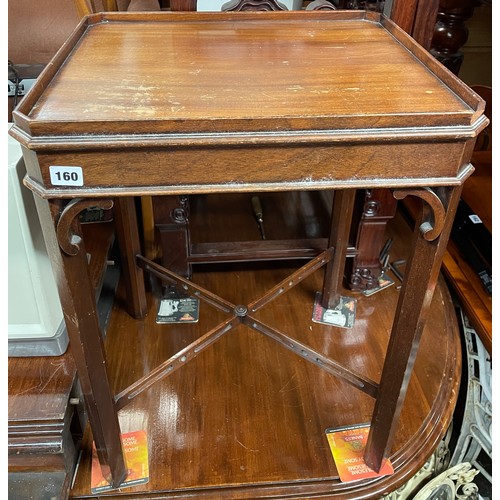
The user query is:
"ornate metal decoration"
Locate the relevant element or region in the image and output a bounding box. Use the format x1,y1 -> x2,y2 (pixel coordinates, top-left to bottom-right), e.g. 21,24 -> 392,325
412,463 -> 479,500
449,310 -> 492,484
383,438 -> 449,499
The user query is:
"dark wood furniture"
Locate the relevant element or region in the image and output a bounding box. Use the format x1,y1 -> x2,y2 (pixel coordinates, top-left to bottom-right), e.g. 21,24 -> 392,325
8,351 -> 79,499
8,222 -> 114,500
399,84 -> 492,355
390,0 -> 484,75
153,0 -> 395,292
69,209 -> 463,499
431,0 -> 482,74
10,9 -> 486,491
441,85 -> 492,353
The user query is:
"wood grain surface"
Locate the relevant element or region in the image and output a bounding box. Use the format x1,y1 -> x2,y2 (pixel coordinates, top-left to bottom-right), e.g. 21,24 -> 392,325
68,210 -> 461,498
11,11 -> 486,203
8,9 -> 482,495
14,10 -> 484,141
8,222 -> 114,474
29,16 -> 468,128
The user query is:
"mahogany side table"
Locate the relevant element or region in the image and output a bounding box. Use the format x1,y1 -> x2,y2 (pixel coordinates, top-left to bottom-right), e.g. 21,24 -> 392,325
10,10 -> 487,488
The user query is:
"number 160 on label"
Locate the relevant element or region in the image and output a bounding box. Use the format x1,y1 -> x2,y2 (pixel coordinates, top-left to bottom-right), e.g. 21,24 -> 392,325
49,166 -> 84,186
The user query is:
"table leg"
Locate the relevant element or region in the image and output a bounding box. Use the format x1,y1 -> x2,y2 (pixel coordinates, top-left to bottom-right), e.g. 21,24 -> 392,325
33,196 -> 127,488
114,197 -> 148,319
152,195 -> 192,278
364,185 -> 463,472
348,188 -> 398,291
321,189 -> 356,309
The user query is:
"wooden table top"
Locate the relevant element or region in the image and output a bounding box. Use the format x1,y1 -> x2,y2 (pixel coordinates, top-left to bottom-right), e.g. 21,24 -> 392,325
14,11 -> 484,138
10,11 -> 487,199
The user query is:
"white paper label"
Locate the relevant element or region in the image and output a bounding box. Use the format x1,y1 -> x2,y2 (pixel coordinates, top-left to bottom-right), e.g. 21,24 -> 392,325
49,166 -> 84,186
469,214 -> 482,224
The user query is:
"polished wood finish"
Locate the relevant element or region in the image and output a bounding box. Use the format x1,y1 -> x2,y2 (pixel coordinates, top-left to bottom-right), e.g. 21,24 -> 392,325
462,152 -> 491,233
156,191 -> 344,274
322,190 -> 356,308
153,195 -> 191,277
169,0 -> 196,10
365,185 -> 462,470
403,85 -> 492,353
10,10 -> 486,488
20,15 -> 481,142
8,222 -> 114,498
15,14 -> 484,198
431,0 -> 478,74
441,85 -> 492,353
68,210 -> 462,498
391,0 -> 440,49
156,0 -> 388,292
462,85 -> 492,234
348,188 -> 398,291
74,0 -> 93,18
73,0 -> 390,294
9,351 -> 78,472
402,185 -> 492,356
74,0 -> 119,17
113,197 -> 148,319
442,240 -> 492,352
39,197 -> 128,488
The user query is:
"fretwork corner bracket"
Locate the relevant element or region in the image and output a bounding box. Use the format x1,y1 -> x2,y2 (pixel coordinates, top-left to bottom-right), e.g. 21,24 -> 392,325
392,187 -> 447,242
56,198 -> 114,255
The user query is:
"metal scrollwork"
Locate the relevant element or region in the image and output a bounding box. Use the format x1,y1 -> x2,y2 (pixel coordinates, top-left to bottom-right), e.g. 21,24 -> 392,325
382,437 -> 451,499
392,187 -> 446,242
449,310 -> 492,484
56,198 -> 114,255
412,463 -> 480,500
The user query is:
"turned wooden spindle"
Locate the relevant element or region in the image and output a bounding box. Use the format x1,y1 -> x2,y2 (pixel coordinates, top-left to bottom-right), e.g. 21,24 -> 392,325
430,0 -> 478,74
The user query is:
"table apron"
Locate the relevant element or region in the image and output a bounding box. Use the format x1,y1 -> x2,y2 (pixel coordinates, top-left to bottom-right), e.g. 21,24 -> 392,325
27,139 -> 471,197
